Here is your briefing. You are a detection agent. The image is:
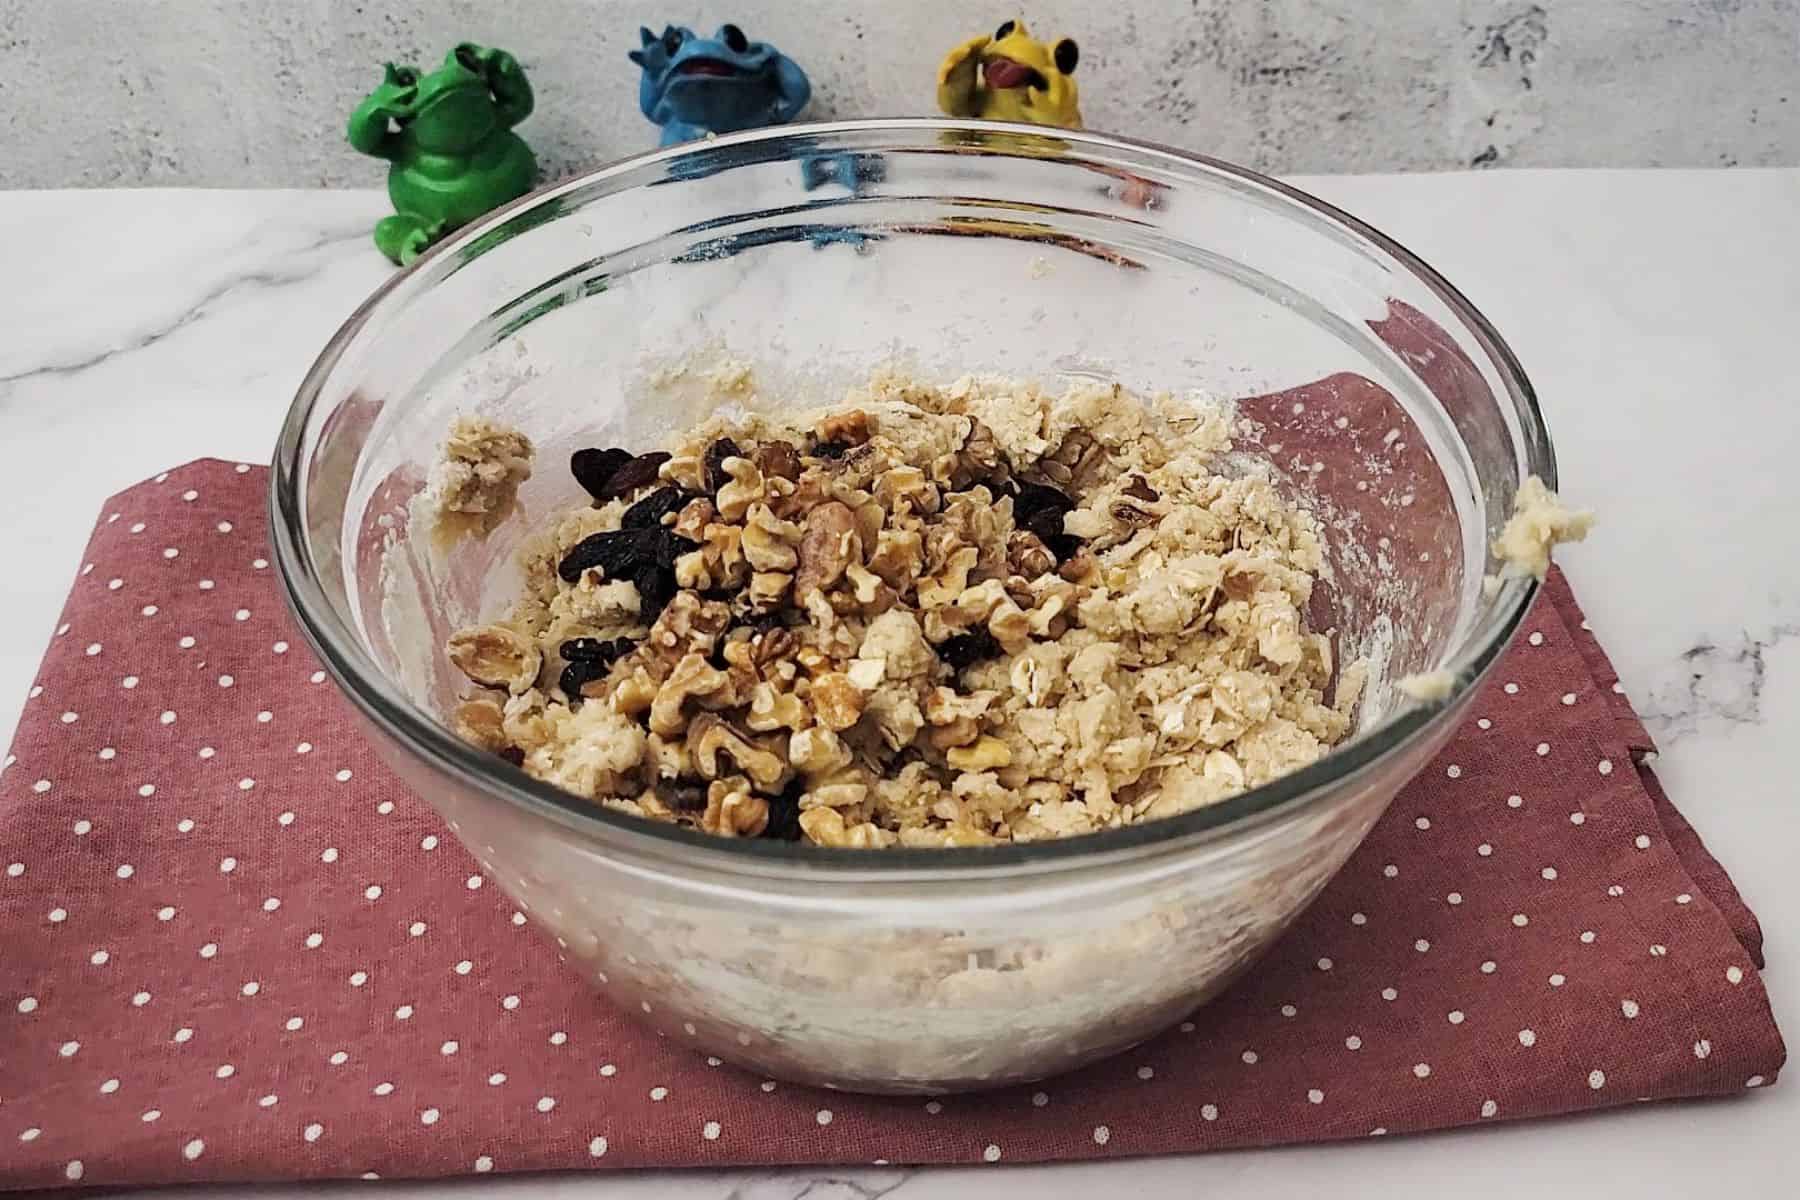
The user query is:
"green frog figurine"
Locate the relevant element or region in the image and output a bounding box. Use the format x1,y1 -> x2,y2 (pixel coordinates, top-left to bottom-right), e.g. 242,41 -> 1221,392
347,44 -> 538,265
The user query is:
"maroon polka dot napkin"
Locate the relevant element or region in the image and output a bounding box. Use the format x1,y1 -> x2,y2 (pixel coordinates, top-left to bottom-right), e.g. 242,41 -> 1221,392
0,459 -> 1783,1190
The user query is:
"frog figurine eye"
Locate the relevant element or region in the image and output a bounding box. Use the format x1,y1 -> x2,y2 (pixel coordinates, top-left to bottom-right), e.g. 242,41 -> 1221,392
720,23 -> 748,53
994,19 -> 1016,39
1054,38 -> 1079,75
661,27 -> 684,57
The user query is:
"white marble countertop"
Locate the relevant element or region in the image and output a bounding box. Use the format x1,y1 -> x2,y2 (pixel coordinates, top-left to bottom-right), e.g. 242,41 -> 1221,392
2,169 -> 1797,1197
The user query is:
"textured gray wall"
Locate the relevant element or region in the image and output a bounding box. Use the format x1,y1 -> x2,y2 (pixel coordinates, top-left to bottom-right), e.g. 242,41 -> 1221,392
2,0 -> 1796,187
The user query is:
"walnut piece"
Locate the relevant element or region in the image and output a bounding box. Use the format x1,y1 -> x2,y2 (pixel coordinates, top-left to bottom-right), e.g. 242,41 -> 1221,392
446,625 -> 542,695
794,501 -> 858,599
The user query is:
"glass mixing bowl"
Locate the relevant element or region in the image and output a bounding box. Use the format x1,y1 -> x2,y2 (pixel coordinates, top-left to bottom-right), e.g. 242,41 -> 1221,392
272,119 -> 1554,1093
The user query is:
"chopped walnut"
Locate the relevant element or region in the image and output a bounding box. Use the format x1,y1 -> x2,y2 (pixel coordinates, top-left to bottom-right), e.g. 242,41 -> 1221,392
446,625 -> 542,695
794,501 -> 859,599
701,775 -> 770,837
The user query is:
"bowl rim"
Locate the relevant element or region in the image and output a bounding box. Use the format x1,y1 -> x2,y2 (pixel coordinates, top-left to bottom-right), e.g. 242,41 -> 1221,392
271,116 -> 1554,880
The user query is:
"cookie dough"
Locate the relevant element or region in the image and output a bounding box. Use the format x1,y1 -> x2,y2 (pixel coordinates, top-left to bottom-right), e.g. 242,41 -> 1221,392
446,375 -> 1359,847
427,415 -> 535,539
1493,475 -> 1593,582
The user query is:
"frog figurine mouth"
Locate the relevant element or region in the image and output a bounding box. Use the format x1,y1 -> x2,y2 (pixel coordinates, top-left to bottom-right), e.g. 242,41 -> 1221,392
981,55 -> 1048,90
675,57 -> 745,78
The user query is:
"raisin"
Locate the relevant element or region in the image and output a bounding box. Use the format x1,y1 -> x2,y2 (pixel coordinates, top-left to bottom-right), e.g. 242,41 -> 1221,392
702,437 -> 742,492
498,747 -> 525,767
621,486 -> 690,530
938,628 -> 1002,671
1122,475 -> 1159,502
557,528 -> 649,583
1013,480 -> 1075,523
652,530 -> 697,569
661,783 -> 708,814
559,658 -> 606,699
762,779 -> 805,842
632,562 -> 680,619
597,451 -> 671,500
1019,504 -> 1083,563
571,447 -> 633,502
811,439 -> 851,460
560,637 -> 635,668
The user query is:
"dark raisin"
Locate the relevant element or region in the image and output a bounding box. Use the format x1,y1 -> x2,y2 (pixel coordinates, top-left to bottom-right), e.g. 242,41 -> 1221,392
560,637 -> 635,668
651,530 -> 698,568
1013,481 -> 1075,522
622,486 -> 690,530
559,658 -> 606,699
661,783 -> 708,814
557,528 -> 650,583
762,779 -> 805,841
632,563 -> 679,619
498,747 -> 525,767
597,451 -> 672,501
702,437 -> 742,492
571,447 -> 633,502
812,439 -> 851,459
938,628 -> 1002,671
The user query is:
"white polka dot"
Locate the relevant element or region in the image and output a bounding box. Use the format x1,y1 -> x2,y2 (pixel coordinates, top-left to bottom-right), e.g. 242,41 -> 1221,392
254,559 -> 268,570
183,1138 -> 205,1161
421,835 -> 439,851
326,1050 -> 349,1066
1415,938 -> 1431,953
65,1161 -> 83,1181
1588,1069 -> 1606,1089
1477,718 -> 1492,729
815,1108 -> 832,1125
1634,834 -> 1651,850
5,862 -> 21,878
234,608 -> 251,621
1345,1035 -> 1362,1050
108,578 -> 123,589
1448,1010 -> 1465,1024
1519,1029 -> 1537,1046
335,769 -> 353,782
438,1039 -> 459,1056
983,1144 -> 1002,1162
310,671 -> 325,684
1350,911 -> 1367,925
99,748 -> 117,761
173,1027 -> 194,1043
1541,866 -> 1558,881
1650,942 -> 1667,957
703,1119 -> 722,1140
376,801 -> 395,815
1694,1038 -> 1713,1059
1317,957 -> 1333,971
1382,986 -> 1399,1000
219,857 -> 236,873
511,912 -> 526,926
295,741 -> 311,753
536,1096 -> 556,1113
363,885 -> 383,901
237,777 -> 256,792
32,779 -> 50,793
409,921 -> 427,937
1512,913 -> 1530,927
1446,765 -> 1462,778
1481,1099 -> 1498,1118
1508,794 -> 1523,808
141,1110 -> 160,1122
1580,930 -> 1597,944
215,1064 -> 235,1079
236,464 -> 252,473
1413,1062 -> 1431,1078
474,1155 -> 493,1172
1727,965 -> 1745,985
1136,1065 -> 1155,1080
72,818 -> 92,835
1383,864 -> 1398,878
59,1040 -> 80,1057
179,636 -> 195,648
60,711 -> 78,724
320,847 -> 338,863
1478,843 -> 1493,857
256,710 -> 273,724
18,1128 -> 38,1142
549,1030 -> 568,1046
286,1016 -> 304,1031
1536,742 -> 1551,756
1241,1049 -> 1258,1064
278,812 -> 295,826
218,675 -> 233,688
90,949 -> 109,965
241,980 -> 260,997
132,990 -> 151,1006
138,783 -> 156,797
1307,1089 -> 1325,1104
395,1005 -> 413,1019
454,960 -> 472,975
1031,1091 -> 1050,1107
466,875 -> 484,890
303,1122 -> 322,1140
488,1073 -> 507,1086
16,996 -> 36,1013
349,971 -> 368,987
260,1094 -> 279,1108
159,710 -> 176,725
1447,892 -> 1463,905
501,994 -> 520,1011
1676,893 -> 1693,904
48,906 -> 67,923
1748,1075 -> 1766,1088
262,897 -> 280,912
98,1076 -> 118,1092
1504,682 -> 1519,694
182,490 -> 198,501
1201,1104 -> 1219,1121
1092,1125 -> 1111,1144
1415,816 -> 1431,830
420,1108 -> 440,1126
199,580 -> 214,590
304,932 -> 323,949
589,1137 -> 609,1157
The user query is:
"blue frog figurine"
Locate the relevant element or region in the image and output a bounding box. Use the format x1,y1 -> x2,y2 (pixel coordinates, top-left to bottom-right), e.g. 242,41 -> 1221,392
629,22 -> 811,146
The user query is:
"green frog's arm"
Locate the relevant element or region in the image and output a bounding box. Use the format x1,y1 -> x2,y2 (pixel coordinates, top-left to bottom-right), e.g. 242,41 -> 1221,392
460,43 -> 534,128
347,67 -> 416,159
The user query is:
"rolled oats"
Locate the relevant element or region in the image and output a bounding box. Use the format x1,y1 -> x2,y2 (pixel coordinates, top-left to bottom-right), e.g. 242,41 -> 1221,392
445,375 -> 1358,846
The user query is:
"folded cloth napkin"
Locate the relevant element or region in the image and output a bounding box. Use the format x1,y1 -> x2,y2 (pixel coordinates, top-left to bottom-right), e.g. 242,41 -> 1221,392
0,459 -> 1782,1190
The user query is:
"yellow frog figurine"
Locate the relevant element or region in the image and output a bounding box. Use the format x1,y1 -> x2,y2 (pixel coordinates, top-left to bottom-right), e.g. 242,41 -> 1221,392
937,18 -> 1081,128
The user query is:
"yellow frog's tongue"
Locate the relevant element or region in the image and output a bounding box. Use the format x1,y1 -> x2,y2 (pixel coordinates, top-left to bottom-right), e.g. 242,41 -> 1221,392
982,56 -> 1035,89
